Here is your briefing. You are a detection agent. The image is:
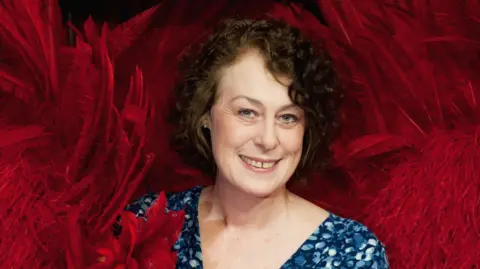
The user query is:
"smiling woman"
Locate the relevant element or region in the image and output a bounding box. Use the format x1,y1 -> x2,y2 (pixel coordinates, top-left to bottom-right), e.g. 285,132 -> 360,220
126,19 -> 389,268
172,19 -> 340,181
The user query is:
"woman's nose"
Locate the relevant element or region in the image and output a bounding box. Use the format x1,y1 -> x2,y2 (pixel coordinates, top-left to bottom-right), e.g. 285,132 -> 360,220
253,120 -> 278,150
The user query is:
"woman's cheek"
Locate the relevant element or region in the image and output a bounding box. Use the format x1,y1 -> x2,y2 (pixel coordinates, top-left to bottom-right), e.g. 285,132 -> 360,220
279,127 -> 304,153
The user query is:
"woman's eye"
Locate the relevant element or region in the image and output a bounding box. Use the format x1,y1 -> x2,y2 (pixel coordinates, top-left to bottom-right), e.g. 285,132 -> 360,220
279,114 -> 298,123
238,109 -> 257,118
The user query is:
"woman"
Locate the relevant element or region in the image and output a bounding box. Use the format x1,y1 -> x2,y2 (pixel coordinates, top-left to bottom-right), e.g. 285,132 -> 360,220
126,19 -> 389,268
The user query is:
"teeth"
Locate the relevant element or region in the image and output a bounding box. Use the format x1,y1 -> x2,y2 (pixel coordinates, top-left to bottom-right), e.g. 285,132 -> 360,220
240,156 -> 277,169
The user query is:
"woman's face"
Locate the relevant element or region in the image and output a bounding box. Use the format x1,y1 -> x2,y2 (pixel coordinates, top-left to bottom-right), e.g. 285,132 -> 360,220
207,52 -> 305,197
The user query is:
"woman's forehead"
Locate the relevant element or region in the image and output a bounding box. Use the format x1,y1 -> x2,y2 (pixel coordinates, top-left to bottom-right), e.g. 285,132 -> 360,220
217,52 -> 291,103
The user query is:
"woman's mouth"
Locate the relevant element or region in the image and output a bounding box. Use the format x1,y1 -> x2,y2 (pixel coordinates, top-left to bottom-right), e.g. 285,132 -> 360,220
239,155 -> 280,171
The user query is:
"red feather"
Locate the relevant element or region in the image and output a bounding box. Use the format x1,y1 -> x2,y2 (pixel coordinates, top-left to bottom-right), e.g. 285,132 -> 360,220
0,0 -> 157,267
321,0 -> 480,267
64,192 -> 185,269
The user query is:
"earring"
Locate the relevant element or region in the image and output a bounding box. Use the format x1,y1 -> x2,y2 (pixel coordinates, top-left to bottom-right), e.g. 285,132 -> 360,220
202,124 -> 208,129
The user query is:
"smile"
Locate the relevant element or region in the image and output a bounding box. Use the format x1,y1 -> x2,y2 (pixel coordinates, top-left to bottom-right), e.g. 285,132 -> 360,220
239,155 -> 280,170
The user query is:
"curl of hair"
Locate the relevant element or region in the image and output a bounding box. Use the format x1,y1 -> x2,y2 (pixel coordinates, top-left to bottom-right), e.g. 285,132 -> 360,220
169,18 -> 342,179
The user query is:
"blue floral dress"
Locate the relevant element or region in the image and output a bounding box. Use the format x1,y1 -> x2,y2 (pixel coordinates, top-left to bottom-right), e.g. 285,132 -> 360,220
126,186 -> 389,268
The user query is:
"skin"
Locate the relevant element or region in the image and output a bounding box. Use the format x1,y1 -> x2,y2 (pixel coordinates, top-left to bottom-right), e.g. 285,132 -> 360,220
200,51 -> 330,269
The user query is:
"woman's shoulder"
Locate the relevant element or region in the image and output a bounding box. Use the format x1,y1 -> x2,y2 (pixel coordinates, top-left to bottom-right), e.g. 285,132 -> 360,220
323,213 -> 382,242
124,185 -> 203,219
304,213 -> 389,268
165,185 -> 203,211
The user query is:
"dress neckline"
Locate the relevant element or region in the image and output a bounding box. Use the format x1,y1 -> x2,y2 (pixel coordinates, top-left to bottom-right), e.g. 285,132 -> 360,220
187,186 -> 334,269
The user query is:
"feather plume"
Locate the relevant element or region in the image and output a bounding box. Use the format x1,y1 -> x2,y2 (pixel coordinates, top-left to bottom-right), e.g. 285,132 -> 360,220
107,5 -> 159,60
365,130 -> 480,267
0,0 -> 156,267
320,0 -> 480,267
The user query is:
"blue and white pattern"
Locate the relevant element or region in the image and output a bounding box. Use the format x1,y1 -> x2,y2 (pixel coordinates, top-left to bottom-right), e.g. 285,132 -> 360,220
126,186 -> 389,268
125,192 -> 159,220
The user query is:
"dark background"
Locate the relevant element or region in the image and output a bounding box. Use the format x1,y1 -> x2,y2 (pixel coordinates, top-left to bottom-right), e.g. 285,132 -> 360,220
58,0 -> 159,25
58,0 -> 325,26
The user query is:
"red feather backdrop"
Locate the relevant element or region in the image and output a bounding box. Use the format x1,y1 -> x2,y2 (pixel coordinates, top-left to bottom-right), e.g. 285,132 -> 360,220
0,0 -> 479,268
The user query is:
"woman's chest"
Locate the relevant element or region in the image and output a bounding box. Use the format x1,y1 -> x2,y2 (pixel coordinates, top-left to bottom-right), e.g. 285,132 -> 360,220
201,235 -> 291,269
198,221 -> 316,269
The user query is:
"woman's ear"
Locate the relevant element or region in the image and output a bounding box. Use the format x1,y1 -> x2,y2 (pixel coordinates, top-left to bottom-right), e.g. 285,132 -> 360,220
201,113 -> 211,129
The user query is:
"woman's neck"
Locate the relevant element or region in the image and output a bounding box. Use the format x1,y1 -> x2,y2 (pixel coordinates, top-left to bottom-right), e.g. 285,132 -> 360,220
203,179 -> 291,230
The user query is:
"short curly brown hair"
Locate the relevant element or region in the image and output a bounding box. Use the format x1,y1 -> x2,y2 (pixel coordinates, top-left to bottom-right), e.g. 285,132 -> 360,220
170,18 -> 341,179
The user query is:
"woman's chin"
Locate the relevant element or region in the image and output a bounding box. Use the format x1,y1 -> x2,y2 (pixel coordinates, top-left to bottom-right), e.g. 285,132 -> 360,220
235,180 -> 286,198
